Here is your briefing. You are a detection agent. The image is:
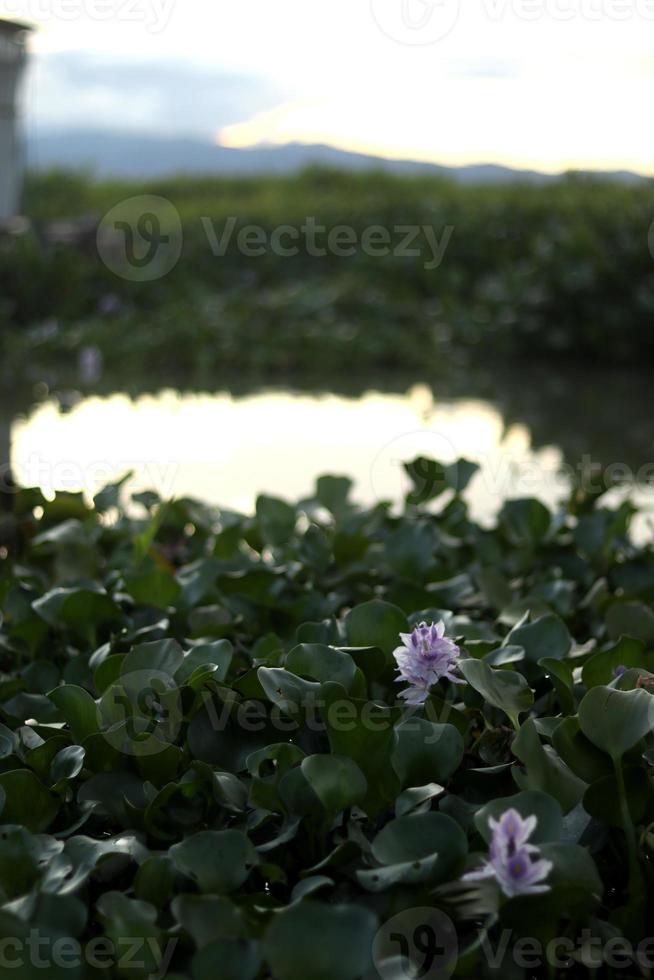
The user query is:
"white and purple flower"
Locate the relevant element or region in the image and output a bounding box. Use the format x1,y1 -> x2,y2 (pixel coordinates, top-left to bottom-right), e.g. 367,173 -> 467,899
393,620 -> 463,704
463,807 -> 552,898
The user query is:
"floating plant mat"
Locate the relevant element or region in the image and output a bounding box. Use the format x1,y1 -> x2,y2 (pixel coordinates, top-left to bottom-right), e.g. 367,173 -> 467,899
0,457 -> 653,978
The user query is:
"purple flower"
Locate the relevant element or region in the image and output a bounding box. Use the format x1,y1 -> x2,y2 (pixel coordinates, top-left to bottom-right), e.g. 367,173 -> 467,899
492,846 -> 553,898
463,807 -> 552,898
393,620 -> 463,705
612,664 -> 627,679
488,808 -> 537,852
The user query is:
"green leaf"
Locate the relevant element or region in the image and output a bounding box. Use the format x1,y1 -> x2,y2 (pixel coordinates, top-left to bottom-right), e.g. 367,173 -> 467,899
499,498 -> 551,548
583,766 -> 649,828
538,657 -> 575,714
315,475 -> 353,517
370,811 -> 467,884
33,586 -> 118,638
578,685 -> 654,760
265,901 -> 377,980
278,766 -> 322,816
94,472 -> 132,513
172,894 -> 245,948
403,456 -> 448,504
123,567 -> 181,609
357,853 -> 443,891
50,745 -> 85,783
176,640 -> 233,685
134,855 -> 175,908
606,601 -> 654,644
539,842 -> 603,905
0,770 -> 59,832
391,717 -> 463,787
582,636 -> 648,688
301,755 -> 367,812
285,643 -> 357,691
48,685 -> 99,743
551,717 -> 613,784
402,456 -> 478,505
501,843 -> 603,930
96,891 -> 163,975
192,940 -> 261,980
394,783 -> 444,817
257,667 -> 320,715
512,717 -> 586,812
507,613 -> 572,662
133,502 -> 168,567
344,600 -> 408,658
459,658 -> 534,726
0,724 -> 16,759
121,638 -> 186,678
256,494 -> 296,546
169,830 -> 257,894
322,685 -> 400,814
383,522 -> 440,580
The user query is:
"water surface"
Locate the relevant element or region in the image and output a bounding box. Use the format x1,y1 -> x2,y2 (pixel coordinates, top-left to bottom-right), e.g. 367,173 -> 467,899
8,371 -> 654,539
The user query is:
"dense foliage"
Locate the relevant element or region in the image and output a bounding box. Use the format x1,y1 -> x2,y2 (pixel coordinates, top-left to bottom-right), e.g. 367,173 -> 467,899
2,169 -> 654,386
1,458 -> 654,978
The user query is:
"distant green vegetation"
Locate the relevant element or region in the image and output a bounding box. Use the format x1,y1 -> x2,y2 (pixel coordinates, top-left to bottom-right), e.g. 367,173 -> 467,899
2,168 -> 654,388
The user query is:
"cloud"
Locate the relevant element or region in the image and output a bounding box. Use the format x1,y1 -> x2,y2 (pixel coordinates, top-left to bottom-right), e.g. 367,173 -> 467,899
25,51 -> 284,136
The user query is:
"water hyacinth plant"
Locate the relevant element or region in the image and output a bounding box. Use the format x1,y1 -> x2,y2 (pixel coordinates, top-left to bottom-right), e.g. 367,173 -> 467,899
463,808 -> 553,898
0,459 -> 653,979
393,620 -> 463,703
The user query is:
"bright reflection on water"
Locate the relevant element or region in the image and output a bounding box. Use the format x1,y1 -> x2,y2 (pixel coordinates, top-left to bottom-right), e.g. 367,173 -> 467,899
10,384 -> 654,536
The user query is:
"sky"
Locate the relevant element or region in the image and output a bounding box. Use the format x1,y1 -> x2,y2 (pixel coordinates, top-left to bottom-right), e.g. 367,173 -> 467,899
5,0 -> 654,174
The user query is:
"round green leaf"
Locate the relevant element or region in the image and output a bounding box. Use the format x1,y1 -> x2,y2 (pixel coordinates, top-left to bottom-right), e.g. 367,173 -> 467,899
344,600 -> 408,658
301,754 -> 367,812
285,643 -> 357,691
391,718 -> 463,787
170,830 -> 257,894
371,811 -> 467,882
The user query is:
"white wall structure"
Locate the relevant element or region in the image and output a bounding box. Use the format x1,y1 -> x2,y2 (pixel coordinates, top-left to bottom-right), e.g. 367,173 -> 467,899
0,20 -> 29,221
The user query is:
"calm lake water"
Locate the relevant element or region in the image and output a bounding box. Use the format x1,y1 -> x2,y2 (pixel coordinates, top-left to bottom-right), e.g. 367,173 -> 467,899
6,364 -> 654,538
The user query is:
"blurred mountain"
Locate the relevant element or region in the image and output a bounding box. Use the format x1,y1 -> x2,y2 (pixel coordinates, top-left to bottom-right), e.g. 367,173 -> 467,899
26,129 -> 649,183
